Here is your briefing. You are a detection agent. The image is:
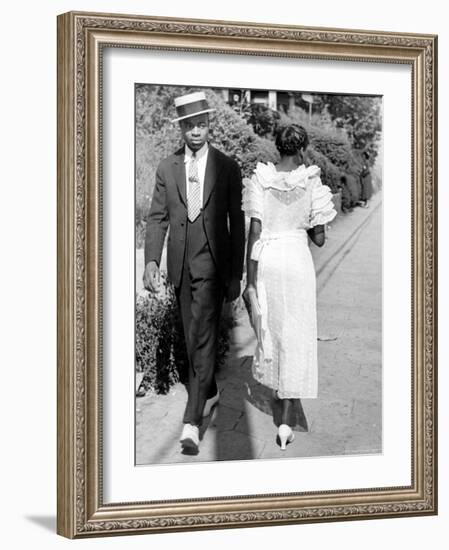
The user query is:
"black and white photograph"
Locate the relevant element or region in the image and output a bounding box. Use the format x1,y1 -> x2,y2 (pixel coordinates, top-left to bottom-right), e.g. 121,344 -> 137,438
2,0 -> 443,545
134,84 -> 383,464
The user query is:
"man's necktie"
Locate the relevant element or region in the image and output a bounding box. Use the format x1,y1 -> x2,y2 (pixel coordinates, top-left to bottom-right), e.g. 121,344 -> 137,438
187,152 -> 201,222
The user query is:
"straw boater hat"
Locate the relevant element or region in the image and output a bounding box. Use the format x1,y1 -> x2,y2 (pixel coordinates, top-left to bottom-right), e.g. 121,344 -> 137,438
171,91 -> 216,123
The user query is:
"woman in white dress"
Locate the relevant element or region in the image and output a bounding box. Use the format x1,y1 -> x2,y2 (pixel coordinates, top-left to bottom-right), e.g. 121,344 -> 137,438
242,124 -> 337,450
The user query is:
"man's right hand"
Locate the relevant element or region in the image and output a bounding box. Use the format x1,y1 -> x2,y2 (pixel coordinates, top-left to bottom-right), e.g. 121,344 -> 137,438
143,261 -> 160,293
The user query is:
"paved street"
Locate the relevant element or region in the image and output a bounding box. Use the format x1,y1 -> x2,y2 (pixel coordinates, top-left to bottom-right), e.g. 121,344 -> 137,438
136,194 -> 382,464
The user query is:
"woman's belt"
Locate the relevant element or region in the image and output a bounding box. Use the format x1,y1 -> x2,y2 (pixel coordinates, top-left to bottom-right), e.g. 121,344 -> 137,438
251,229 -> 308,262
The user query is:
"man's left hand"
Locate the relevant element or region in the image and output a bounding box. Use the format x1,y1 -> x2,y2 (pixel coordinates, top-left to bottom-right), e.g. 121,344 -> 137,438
225,278 -> 241,303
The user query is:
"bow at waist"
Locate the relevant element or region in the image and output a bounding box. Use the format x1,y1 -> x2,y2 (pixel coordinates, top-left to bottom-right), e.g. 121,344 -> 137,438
251,229 -> 308,261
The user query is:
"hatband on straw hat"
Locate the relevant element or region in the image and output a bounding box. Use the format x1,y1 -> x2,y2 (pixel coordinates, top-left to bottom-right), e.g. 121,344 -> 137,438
171,91 -> 216,123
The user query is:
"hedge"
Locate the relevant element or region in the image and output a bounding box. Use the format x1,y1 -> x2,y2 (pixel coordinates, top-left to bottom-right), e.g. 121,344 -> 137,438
304,147 -> 343,193
136,274 -> 235,395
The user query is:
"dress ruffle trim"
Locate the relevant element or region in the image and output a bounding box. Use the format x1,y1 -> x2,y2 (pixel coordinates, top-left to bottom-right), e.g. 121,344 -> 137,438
242,174 -> 264,220
253,162 -> 320,191
310,181 -> 337,227
242,163 -> 322,219
241,162 -> 336,225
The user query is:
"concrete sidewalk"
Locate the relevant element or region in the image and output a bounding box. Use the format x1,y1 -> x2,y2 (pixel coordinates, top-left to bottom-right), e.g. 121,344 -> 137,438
136,194 -> 382,464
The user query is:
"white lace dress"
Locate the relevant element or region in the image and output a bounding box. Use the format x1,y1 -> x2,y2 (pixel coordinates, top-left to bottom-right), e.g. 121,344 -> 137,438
242,162 -> 337,399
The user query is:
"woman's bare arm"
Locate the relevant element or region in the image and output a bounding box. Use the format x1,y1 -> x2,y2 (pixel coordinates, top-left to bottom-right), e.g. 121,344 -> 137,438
245,218 -> 262,287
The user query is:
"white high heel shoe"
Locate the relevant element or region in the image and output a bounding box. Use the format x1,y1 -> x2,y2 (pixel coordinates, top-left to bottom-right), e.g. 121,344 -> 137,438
278,424 -> 294,450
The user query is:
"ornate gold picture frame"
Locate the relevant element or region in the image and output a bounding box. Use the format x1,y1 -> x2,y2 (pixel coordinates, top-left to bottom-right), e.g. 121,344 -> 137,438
57,11 -> 437,538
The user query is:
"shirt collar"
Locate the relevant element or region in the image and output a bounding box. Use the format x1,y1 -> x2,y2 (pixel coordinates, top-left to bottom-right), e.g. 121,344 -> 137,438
184,142 -> 209,163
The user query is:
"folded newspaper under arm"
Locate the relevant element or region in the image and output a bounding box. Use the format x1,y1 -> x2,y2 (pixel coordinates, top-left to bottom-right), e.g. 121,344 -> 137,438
245,287 -> 263,345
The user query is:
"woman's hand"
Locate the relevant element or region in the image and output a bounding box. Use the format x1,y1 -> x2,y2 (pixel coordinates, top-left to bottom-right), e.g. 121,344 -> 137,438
307,224 -> 325,247
243,284 -> 263,343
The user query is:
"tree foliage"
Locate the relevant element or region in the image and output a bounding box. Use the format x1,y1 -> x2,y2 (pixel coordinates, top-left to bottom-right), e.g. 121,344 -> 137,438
293,93 -> 382,159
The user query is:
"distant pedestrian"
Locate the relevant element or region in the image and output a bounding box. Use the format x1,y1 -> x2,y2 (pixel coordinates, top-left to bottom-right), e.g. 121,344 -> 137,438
339,175 -> 354,213
358,151 -> 373,208
344,172 -> 362,208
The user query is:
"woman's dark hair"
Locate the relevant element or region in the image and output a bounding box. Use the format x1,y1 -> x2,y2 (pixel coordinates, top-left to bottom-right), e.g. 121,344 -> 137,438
275,124 -> 309,156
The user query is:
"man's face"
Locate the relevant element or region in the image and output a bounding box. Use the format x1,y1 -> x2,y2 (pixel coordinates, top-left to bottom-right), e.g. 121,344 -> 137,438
179,114 -> 210,152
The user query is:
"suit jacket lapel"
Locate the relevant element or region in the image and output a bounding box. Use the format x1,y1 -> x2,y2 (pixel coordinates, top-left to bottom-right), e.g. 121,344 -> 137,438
203,145 -> 221,209
173,146 -> 187,207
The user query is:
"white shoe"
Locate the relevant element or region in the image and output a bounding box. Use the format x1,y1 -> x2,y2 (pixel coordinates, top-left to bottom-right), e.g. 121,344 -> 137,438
180,424 -> 199,451
278,424 -> 295,451
202,391 -> 220,417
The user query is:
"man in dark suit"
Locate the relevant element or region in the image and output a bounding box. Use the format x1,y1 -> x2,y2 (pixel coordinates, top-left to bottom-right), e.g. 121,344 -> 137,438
143,91 -> 245,452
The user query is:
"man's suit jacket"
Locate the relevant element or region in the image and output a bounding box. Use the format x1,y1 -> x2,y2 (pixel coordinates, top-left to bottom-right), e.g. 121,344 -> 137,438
144,144 -> 245,288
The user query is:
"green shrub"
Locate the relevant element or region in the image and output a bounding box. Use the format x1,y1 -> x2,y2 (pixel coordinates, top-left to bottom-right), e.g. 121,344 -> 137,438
304,146 -> 343,194
136,274 -> 235,395
245,103 -> 281,137
136,280 -> 185,394
205,90 -> 279,177
281,104 -> 334,132
307,129 -> 362,174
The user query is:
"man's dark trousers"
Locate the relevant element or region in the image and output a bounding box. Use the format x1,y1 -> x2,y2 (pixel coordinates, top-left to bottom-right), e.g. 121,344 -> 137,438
176,211 -> 224,426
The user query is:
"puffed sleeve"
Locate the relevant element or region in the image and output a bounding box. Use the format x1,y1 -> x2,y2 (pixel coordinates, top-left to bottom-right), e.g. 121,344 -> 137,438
308,167 -> 337,227
242,173 -> 264,222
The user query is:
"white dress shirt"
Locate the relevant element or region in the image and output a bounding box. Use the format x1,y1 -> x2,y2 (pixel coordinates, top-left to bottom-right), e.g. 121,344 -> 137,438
184,142 -> 209,207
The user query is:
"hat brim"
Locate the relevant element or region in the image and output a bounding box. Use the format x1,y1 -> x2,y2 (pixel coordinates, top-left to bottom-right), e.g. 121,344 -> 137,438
171,108 -> 216,123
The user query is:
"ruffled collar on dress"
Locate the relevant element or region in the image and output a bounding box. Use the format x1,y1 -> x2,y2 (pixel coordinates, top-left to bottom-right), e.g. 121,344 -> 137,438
254,161 -> 320,190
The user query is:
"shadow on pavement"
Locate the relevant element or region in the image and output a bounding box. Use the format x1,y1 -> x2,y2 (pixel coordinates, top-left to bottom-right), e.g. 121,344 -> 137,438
210,355 -> 309,461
